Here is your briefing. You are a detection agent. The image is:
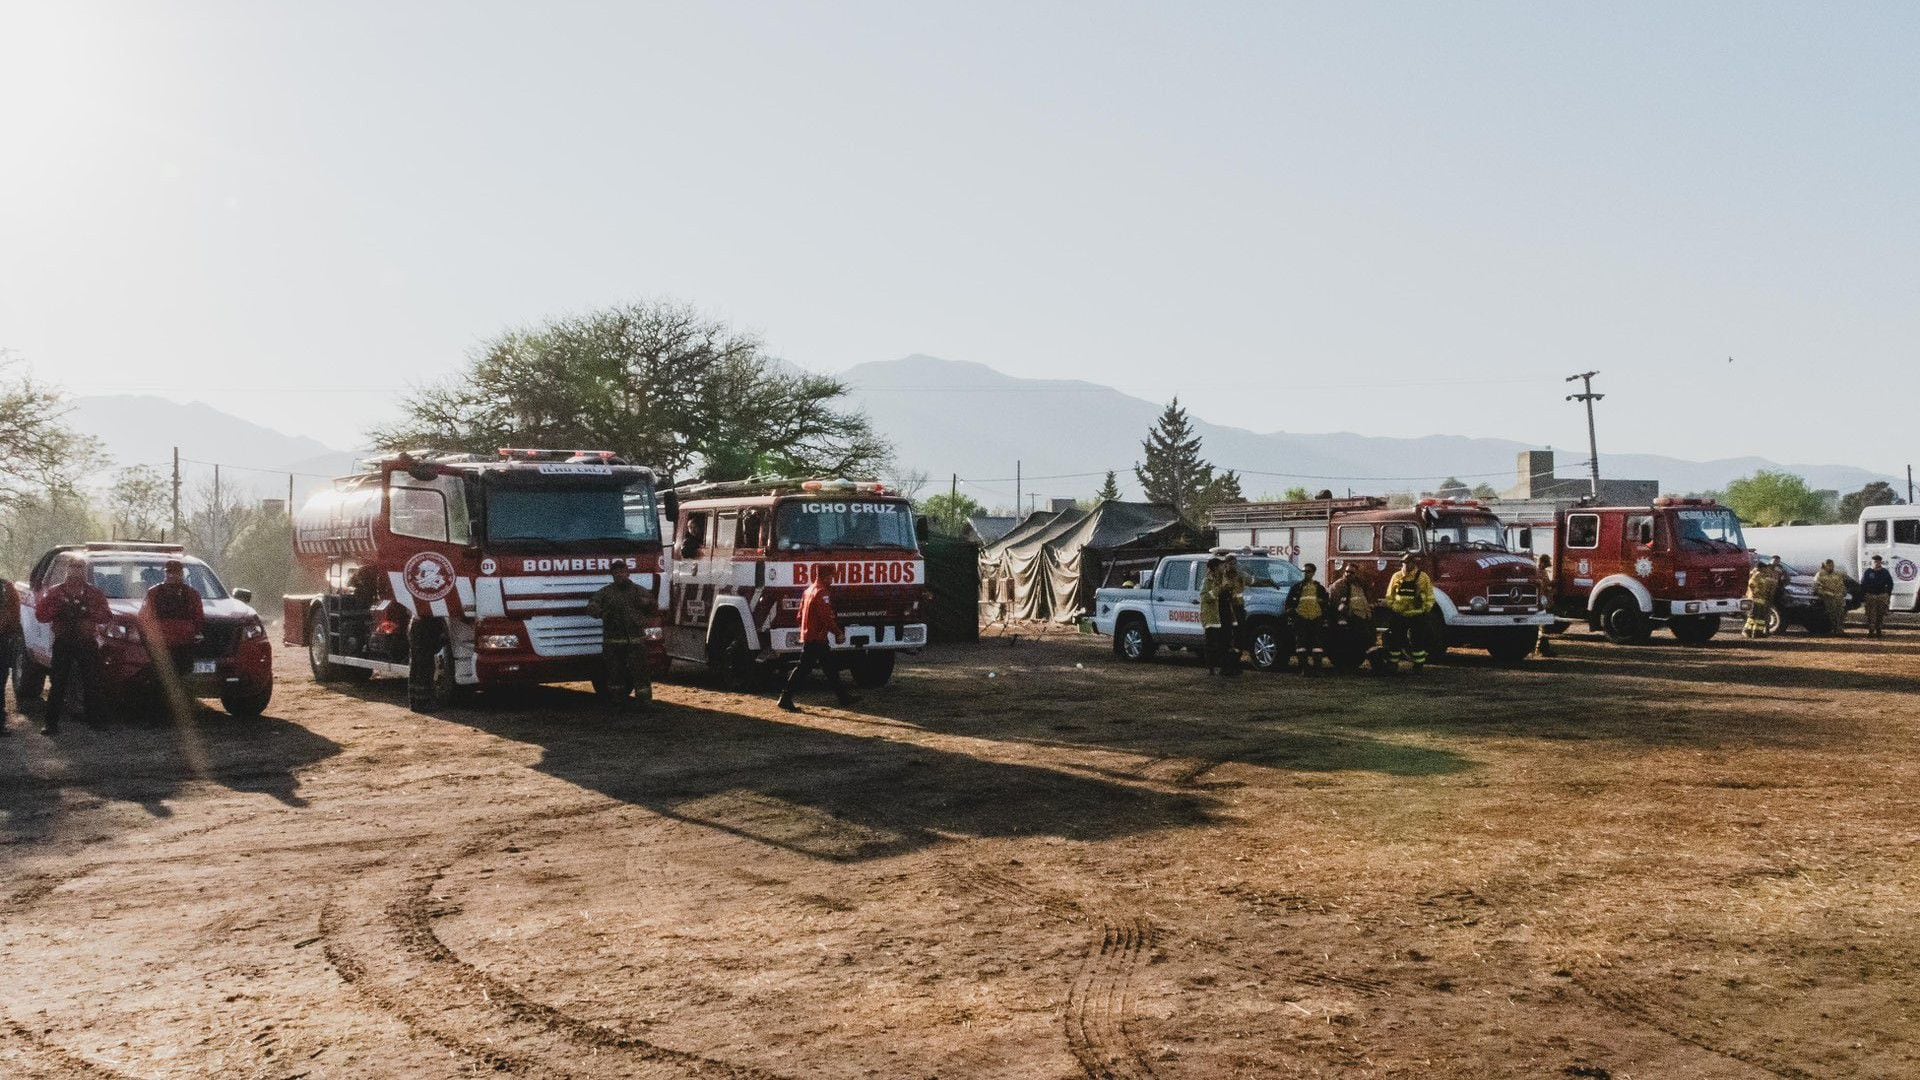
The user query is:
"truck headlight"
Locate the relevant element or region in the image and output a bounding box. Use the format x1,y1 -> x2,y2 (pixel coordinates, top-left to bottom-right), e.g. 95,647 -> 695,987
480,634 -> 522,650
241,620 -> 266,641
1470,596 -> 1489,612
104,622 -> 142,642
644,626 -> 665,641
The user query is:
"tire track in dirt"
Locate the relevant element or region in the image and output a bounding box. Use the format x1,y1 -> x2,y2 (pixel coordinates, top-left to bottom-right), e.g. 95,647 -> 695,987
320,812 -> 784,1080
0,1020 -> 143,1080
937,861 -> 1161,1080
1569,968 -> 1815,1080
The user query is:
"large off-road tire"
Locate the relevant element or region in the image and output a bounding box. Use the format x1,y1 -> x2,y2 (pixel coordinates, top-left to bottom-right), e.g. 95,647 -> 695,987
221,684 -> 273,718
1486,627 -> 1538,665
1597,593 -> 1653,645
1113,615 -> 1156,662
1244,618 -> 1286,673
1670,614 -> 1722,645
851,651 -> 896,688
14,649 -> 46,702
707,618 -> 757,692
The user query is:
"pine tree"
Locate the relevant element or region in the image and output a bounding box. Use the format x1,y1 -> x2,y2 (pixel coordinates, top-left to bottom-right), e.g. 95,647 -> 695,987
1194,469 -> 1246,523
1133,398 -> 1215,524
1095,471 -> 1121,502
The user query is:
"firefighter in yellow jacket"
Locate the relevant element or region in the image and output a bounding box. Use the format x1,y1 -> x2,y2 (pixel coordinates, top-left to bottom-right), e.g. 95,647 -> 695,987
1384,554 -> 1437,671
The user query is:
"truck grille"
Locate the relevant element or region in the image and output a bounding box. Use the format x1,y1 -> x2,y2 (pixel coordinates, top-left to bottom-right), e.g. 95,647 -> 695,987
191,625 -> 238,658
1486,584 -> 1539,606
525,615 -> 603,657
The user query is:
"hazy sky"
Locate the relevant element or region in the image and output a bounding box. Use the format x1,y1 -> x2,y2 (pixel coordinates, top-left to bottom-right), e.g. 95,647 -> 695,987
2,2 -> 1914,472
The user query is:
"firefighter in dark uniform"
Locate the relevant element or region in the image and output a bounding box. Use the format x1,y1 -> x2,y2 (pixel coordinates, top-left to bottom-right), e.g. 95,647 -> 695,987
35,561 -> 112,733
1284,563 -> 1331,674
0,579 -> 21,730
586,560 -> 652,710
139,559 -> 206,663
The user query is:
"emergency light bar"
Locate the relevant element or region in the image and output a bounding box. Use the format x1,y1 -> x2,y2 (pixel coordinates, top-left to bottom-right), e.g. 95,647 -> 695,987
497,448 -> 629,464
84,541 -> 185,553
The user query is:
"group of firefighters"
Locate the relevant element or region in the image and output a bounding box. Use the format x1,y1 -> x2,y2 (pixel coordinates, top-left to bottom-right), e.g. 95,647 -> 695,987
0,560 -> 205,736
1742,553 -> 1898,639
1198,552 -> 1439,676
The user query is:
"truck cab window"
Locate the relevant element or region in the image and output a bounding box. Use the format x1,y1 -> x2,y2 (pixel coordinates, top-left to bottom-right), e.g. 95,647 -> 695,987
1627,515 -> 1655,547
680,513 -> 708,559
391,475 -> 472,544
1864,520 -> 1888,545
739,509 -> 766,548
1156,561 -> 1194,592
1337,525 -> 1374,554
1381,524 -> 1420,553
1565,514 -> 1600,549
715,513 -> 738,553
1896,520 -> 1920,546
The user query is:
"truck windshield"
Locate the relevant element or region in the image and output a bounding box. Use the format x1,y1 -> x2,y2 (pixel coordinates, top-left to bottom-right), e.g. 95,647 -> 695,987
1674,508 -> 1745,550
774,500 -> 918,552
90,561 -> 229,600
1235,558 -> 1303,589
486,481 -> 661,549
1424,514 -> 1507,551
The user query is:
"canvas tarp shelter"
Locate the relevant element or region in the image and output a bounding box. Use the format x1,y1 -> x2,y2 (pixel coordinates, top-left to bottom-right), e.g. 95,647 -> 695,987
979,508 -> 1085,621
1042,502 -> 1197,621
980,501 -> 1200,623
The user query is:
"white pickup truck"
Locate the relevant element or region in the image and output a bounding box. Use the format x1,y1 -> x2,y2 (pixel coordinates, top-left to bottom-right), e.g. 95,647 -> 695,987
1090,551 -> 1305,672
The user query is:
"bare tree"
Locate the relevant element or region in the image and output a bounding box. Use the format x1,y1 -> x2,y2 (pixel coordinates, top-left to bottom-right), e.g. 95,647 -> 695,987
184,480 -> 257,574
0,355 -> 101,509
107,465 -> 171,539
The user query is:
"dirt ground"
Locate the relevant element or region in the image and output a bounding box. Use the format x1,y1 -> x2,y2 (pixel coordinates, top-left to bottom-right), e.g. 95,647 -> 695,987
2,620 -> 1917,1080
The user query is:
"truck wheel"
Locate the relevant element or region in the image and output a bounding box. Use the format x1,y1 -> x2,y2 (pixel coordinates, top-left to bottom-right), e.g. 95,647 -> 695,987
1597,594 -> 1652,645
1765,606 -> 1786,635
14,650 -> 45,702
1486,627 -> 1538,665
1113,616 -> 1156,662
1245,619 -> 1284,673
221,684 -> 273,718
1793,608 -> 1827,635
851,651 -> 896,688
708,619 -> 756,692
1670,615 -> 1722,645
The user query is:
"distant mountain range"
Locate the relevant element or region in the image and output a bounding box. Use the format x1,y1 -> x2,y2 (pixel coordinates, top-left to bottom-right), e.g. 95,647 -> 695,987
842,355 -> 1892,511
66,361 -> 1890,513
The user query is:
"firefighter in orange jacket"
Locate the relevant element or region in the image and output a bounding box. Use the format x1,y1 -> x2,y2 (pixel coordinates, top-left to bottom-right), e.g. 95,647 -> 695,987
778,564 -> 856,711
0,581 -> 21,729
139,560 -> 206,664
36,562 -> 112,733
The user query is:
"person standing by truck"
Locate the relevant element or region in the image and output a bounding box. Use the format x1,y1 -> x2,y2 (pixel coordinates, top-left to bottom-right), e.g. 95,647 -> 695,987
1815,559 -> 1849,636
587,560 -> 654,710
35,561 -> 111,733
139,560 -> 206,661
0,581 -> 20,730
778,562 -> 856,710
1384,554 -> 1437,671
1284,563 -> 1331,674
1199,557 -> 1227,676
1861,555 -> 1894,637
1743,561 -> 1777,639
1534,554 -> 1558,657
1329,566 -> 1375,667
1218,554 -> 1247,677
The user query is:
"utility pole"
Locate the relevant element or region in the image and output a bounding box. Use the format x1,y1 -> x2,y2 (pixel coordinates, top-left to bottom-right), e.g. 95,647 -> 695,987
1565,371 -> 1604,499
288,473 -> 295,514
1015,460 -> 1022,520
1908,464 -> 1913,504
212,464 -> 221,556
170,447 -> 182,541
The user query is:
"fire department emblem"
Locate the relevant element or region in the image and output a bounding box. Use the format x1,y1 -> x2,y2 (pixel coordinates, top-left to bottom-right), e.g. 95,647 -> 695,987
1634,557 -> 1654,577
1577,559 -> 1591,576
403,552 -> 457,603
1897,559 -> 1919,583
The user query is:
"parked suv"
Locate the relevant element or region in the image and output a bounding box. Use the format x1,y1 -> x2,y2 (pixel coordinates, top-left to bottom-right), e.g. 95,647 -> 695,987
1751,553 -> 1862,635
14,542 -> 274,718
1090,549 -> 1307,672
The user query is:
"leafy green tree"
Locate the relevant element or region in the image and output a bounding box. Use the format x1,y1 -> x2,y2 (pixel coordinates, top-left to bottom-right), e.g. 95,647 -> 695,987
371,300 -> 890,480
0,490 -> 102,581
1433,476 -> 1472,500
1723,470 -> 1828,526
1836,481 -> 1903,522
107,465 -> 171,540
1194,469 -> 1246,522
222,510 -> 297,609
0,357 -> 101,510
1095,471 -> 1121,502
1282,486 -> 1312,502
1471,483 -> 1500,501
919,492 -> 986,537
1133,398 -> 1217,525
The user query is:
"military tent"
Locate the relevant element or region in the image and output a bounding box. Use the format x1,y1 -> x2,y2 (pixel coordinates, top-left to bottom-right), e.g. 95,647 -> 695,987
1042,502 -> 1201,621
979,508 -> 1086,621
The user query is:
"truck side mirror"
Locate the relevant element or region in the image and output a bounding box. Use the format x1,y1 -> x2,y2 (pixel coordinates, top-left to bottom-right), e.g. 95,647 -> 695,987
915,515 -> 932,543
661,489 -> 679,523
233,588 -> 253,604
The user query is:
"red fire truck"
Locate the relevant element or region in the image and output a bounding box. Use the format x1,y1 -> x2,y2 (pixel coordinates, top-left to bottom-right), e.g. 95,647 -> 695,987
284,449 -> 669,711
666,478 -> 929,688
1530,498 -> 1751,644
1211,497 -> 1552,663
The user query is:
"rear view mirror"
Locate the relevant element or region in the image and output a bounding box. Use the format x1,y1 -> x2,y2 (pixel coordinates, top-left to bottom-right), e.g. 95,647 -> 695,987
916,515 -> 931,543
233,588 -> 254,604
661,489 -> 680,523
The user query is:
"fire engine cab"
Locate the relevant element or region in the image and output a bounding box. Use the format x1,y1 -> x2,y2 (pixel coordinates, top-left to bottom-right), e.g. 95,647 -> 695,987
1533,497 -> 1751,644
284,448 -> 669,711
666,478 -> 929,688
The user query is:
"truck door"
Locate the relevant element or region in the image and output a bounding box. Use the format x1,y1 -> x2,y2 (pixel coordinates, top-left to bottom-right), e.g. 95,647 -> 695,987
1151,559 -> 1202,640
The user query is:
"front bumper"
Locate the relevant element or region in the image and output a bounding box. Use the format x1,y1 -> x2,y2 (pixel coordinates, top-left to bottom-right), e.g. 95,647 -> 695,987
768,623 -> 929,654
1446,611 -> 1556,628
1658,597 -> 1750,617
